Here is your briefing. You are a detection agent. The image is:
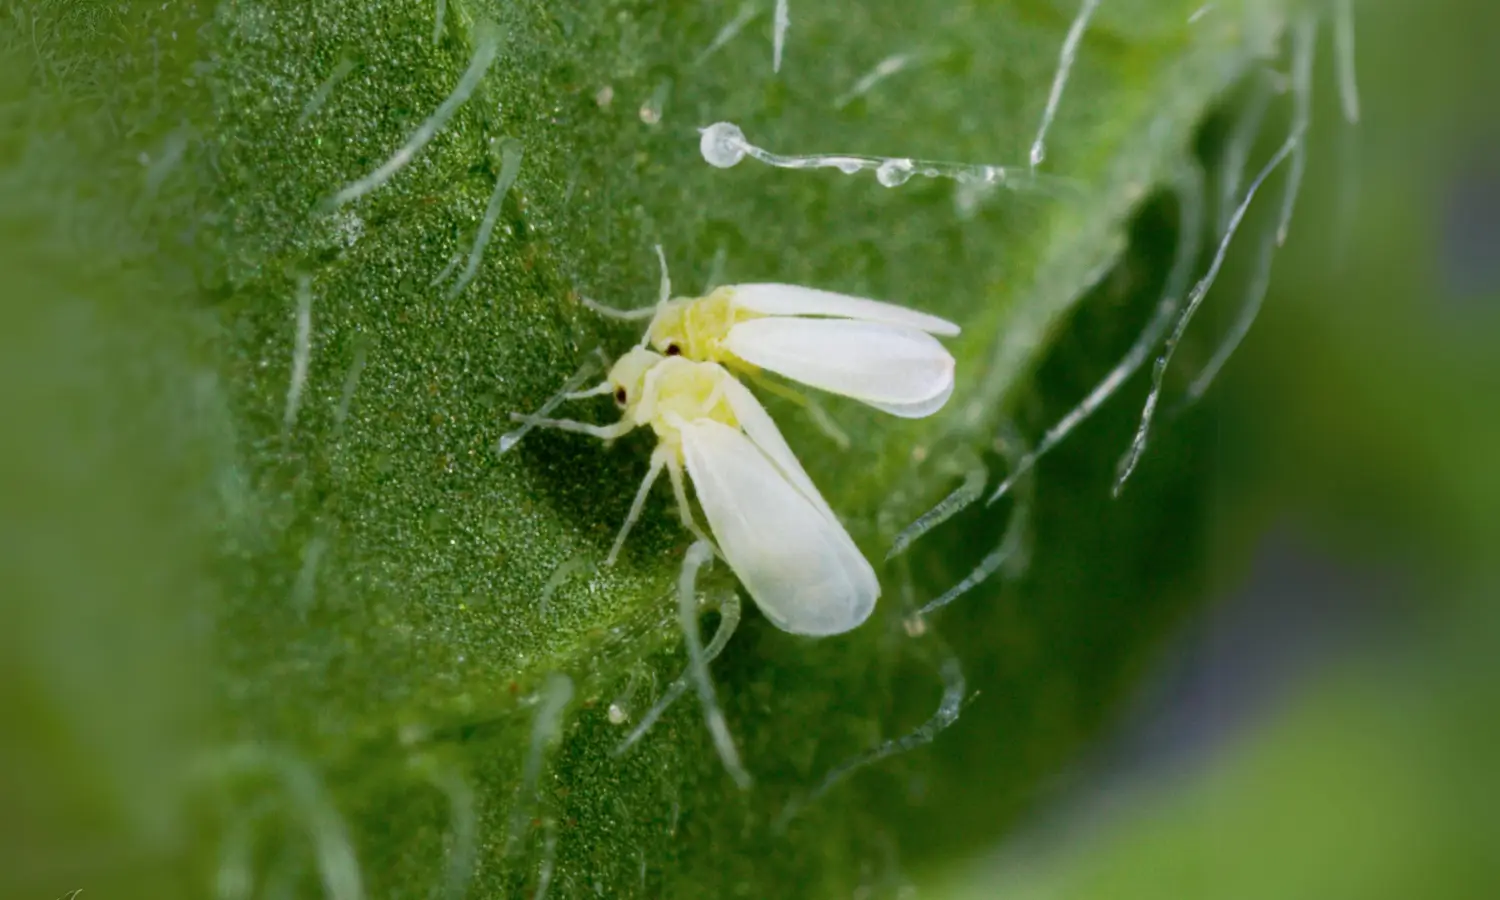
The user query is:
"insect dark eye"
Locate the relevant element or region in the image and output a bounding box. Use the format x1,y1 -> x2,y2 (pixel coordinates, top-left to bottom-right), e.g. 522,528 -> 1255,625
614,387 -> 628,406
665,343 -> 681,356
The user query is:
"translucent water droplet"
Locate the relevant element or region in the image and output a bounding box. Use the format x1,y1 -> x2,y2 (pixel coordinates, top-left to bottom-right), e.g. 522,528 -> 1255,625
607,703 -> 628,725
833,158 -> 863,175
876,158 -> 915,187
699,121 -> 747,168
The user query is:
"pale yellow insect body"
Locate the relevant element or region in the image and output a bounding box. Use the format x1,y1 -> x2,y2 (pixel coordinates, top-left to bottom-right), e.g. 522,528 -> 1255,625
589,262 -> 962,419
509,348 -> 879,637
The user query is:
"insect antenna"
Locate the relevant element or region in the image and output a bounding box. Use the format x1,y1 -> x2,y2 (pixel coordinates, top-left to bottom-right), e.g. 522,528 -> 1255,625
497,349 -> 608,455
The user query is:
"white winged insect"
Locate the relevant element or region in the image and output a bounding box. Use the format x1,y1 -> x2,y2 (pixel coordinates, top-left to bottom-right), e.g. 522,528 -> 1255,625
585,249 -> 961,419
503,347 -> 880,637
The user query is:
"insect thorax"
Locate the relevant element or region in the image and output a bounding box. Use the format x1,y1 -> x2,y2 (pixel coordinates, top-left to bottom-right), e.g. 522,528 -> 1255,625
642,358 -> 740,448
649,288 -> 760,364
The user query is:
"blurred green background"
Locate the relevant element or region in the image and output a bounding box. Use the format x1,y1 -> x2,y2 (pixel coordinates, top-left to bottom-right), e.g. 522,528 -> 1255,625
2,0 -> 1496,897
942,0 -> 1500,896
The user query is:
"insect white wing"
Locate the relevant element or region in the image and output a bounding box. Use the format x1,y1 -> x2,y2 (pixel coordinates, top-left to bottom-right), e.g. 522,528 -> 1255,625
862,376 -> 954,419
724,318 -> 955,417
729,283 -> 961,337
717,373 -> 840,523
679,419 -> 879,636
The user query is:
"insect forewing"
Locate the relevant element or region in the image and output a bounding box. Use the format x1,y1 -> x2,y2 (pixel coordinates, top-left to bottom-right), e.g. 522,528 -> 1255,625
862,377 -> 954,419
730,284 -> 960,336
724,318 -> 956,418
718,374 -> 839,523
680,419 -> 879,636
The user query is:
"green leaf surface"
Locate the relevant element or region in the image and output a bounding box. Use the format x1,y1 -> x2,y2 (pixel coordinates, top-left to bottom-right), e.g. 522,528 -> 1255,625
4,0 -> 1296,896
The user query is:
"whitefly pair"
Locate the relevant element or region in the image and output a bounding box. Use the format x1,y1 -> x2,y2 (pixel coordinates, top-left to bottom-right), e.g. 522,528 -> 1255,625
506,268 -> 959,636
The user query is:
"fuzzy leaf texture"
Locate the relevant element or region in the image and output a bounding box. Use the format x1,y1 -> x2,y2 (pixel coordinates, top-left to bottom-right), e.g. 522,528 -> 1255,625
1,0 -> 1297,897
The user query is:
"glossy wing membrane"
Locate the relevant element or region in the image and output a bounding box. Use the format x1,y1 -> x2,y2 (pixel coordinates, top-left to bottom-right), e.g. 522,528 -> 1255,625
718,373 -> 839,523
730,284 -> 961,337
862,376 -> 954,419
724,318 -> 956,418
680,419 -> 878,636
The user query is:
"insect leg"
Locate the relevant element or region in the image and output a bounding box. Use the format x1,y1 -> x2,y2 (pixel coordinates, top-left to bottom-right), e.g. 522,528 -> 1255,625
665,453 -> 714,547
604,448 -> 668,565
